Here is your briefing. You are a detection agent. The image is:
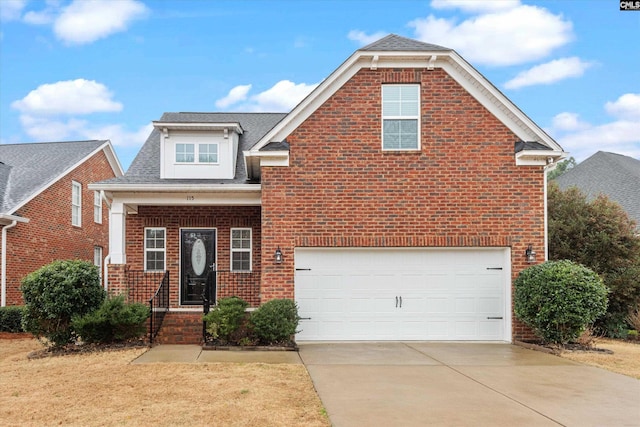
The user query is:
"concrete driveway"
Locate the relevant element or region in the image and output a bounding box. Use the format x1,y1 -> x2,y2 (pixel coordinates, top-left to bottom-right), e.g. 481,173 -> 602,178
298,342 -> 640,427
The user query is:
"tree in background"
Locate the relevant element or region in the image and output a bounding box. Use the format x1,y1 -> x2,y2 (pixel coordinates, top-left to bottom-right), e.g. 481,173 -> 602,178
548,182 -> 640,336
547,157 -> 576,180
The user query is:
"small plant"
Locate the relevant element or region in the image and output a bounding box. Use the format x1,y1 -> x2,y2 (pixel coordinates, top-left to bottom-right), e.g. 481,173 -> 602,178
514,260 -> 608,345
72,295 -> 150,344
250,299 -> 300,345
575,327 -> 599,349
0,306 -> 25,332
627,330 -> 639,341
20,260 -> 105,347
203,296 -> 249,345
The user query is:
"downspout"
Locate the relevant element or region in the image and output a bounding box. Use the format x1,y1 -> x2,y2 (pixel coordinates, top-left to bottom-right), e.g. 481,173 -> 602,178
1,220 -> 18,307
543,157 -> 558,262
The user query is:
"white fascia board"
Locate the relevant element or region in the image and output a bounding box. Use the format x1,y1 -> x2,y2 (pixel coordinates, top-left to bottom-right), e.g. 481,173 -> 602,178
515,150 -> 566,166
88,183 -> 261,193
251,48 -> 565,155
0,214 -> 30,225
243,150 -> 289,180
260,152 -> 289,167
101,140 -> 125,176
112,190 -> 261,207
153,121 -> 244,134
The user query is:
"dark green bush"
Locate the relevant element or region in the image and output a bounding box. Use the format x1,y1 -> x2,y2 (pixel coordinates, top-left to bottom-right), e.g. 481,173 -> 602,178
72,295 -> 149,343
514,260 -> 608,345
250,299 -> 300,345
0,306 -> 25,332
20,260 -> 105,347
203,296 -> 249,344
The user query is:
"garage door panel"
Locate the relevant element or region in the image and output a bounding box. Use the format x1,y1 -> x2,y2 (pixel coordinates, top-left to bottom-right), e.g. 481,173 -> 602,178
295,248 -> 509,341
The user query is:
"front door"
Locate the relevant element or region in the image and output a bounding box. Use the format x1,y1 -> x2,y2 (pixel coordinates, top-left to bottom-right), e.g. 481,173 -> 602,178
180,229 -> 216,305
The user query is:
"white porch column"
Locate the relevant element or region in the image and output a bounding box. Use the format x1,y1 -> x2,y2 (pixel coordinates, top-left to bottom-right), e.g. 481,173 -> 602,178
110,202 -> 127,264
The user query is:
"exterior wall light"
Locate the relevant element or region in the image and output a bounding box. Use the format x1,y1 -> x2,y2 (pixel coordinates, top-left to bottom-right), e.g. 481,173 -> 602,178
274,247 -> 283,264
525,244 -> 536,263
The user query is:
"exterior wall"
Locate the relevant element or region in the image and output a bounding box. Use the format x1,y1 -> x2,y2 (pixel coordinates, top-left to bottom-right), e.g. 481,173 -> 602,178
120,205 -> 261,308
3,150 -> 115,305
260,68 -> 545,341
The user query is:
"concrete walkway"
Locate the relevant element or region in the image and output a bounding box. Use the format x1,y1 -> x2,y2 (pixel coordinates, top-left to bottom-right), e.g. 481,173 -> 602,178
298,342 -> 640,427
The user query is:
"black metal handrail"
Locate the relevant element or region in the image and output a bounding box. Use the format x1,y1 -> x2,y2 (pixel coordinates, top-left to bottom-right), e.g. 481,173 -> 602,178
147,271 -> 169,344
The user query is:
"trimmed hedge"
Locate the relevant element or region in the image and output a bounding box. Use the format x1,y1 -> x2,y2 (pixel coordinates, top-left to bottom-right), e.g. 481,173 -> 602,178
203,297 -> 249,345
0,306 -> 25,332
250,299 -> 300,345
514,260 -> 608,344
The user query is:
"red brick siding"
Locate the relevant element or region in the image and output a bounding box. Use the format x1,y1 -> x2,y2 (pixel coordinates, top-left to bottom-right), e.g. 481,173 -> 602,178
260,68 -> 544,341
120,205 -> 261,308
3,150 -> 115,305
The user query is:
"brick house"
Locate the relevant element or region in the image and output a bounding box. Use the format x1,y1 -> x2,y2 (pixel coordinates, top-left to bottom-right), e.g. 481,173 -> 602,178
91,35 -> 565,343
0,140 -> 123,306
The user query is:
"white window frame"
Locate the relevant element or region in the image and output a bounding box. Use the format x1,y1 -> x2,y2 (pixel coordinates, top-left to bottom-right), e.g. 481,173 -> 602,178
230,228 -> 252,272
144,227 -> 166,272
175,143 -> 219,164
94,246 -> 103,280
381,84 -> 420,151
93,191 -> 102,224
72,181 -> 82,227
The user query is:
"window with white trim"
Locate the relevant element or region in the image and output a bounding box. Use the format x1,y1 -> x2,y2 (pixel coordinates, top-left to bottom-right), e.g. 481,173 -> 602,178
144,228 -> 166,271
231,228 -> 251,271
72,181 -> 81,227
94,191 -> 102,224
175,143 -> 218,164
382,84 -> 420,150
94,246 -> 103,280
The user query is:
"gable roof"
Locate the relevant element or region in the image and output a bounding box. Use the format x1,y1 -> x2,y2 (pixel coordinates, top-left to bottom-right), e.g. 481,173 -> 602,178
0,140 -> 123,216
245,34 -> 565,177
555,151 -> 640,227
94,112 -> 286,188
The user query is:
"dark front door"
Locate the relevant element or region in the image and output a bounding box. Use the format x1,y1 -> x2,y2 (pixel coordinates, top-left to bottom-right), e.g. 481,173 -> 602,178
180,229 -> 216,305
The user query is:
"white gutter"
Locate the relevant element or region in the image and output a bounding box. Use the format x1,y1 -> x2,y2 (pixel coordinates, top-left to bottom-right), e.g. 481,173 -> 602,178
1,215 -> 29,306
543,158 -> 562,262
88,183 -> 261,192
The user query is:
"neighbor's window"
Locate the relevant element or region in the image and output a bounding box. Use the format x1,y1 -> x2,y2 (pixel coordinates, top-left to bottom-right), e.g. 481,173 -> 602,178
198,144 -> 218,163
72,181 -> 81,227
176,143 -> 195,163
145,228 -> 166,271
231,228 -> 251,271
382,84 -> 420,150
94,246 -> 103,280
94,191 -> 102,224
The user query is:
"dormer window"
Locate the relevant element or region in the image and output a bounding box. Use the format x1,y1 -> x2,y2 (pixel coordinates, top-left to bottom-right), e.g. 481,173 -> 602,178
175,143 -> 219,164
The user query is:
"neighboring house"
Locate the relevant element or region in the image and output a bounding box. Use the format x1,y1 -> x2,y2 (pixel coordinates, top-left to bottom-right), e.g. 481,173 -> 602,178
0,140 -> 123,306
91,34 -> 565,343
555,151 -> 640,229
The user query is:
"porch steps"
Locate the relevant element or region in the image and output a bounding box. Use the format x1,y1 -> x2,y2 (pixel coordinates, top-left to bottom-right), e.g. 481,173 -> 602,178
154,312 -> 204,345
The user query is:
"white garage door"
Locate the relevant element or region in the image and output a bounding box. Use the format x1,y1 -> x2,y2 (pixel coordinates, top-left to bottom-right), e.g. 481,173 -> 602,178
295,248 -> 510,341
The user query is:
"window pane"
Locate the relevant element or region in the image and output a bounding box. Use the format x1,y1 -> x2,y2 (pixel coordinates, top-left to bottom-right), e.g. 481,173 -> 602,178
176,144 -> 195,162
232,252 -> 250,271
199,144 -> 218,163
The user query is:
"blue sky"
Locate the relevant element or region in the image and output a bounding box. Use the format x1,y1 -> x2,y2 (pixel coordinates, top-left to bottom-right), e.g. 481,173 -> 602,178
1,0 -> 639,171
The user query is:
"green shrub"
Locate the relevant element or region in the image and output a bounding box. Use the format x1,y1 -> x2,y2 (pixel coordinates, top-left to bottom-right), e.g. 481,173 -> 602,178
514,260 -> 608,345
0,306 -> 25,332
250,299 -> 300,345
20,260 -> 105,347
203,296 -> 249,344
72,295 -> 149,344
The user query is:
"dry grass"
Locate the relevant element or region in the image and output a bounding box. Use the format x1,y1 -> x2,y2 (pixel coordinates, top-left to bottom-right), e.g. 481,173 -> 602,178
559,338 -> 640,379
0,338 -> 330,427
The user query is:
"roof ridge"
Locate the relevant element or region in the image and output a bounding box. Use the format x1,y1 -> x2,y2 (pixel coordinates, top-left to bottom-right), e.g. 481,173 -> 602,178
358,33 -> 450,52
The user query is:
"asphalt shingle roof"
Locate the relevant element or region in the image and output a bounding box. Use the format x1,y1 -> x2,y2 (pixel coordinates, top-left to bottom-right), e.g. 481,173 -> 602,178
359,34 -> 450,52
555,151 -> 640,227
0,140 -> 107,214
99,112 -> 286,185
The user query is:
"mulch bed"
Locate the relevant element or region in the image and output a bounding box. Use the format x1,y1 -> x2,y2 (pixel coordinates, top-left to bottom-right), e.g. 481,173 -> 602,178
515,340 -> 614,355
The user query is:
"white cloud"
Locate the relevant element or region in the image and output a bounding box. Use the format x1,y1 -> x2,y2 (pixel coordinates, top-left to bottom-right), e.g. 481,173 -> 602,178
217,80 -> 319,112
504,57 -> 594,89
409,4 -> 573,66
549,94 -> 640,161
215,84 -> 252,109
11,79 -> 123,115
430,0 -> 520,13
605,93 -> 640,120
0,0 -> 26,21
348,30 -> 388,46
53,0 -> 148,45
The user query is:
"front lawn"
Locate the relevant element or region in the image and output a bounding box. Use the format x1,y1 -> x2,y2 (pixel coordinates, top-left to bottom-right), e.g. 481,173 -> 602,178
558,338 -> 640,379
0,338 -> 329,426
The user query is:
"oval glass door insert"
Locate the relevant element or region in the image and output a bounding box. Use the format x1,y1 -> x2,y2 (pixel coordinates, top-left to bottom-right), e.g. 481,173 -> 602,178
191,238 -> 207,276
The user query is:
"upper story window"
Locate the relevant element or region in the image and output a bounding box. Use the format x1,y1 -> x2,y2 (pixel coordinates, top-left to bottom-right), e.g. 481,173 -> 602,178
231,228 -> 252,271
72,181 -> 81,227
382,84 -> 420,150
175,143 -> 218,164
93,191 -> 102,224
144,228 -> 166,271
